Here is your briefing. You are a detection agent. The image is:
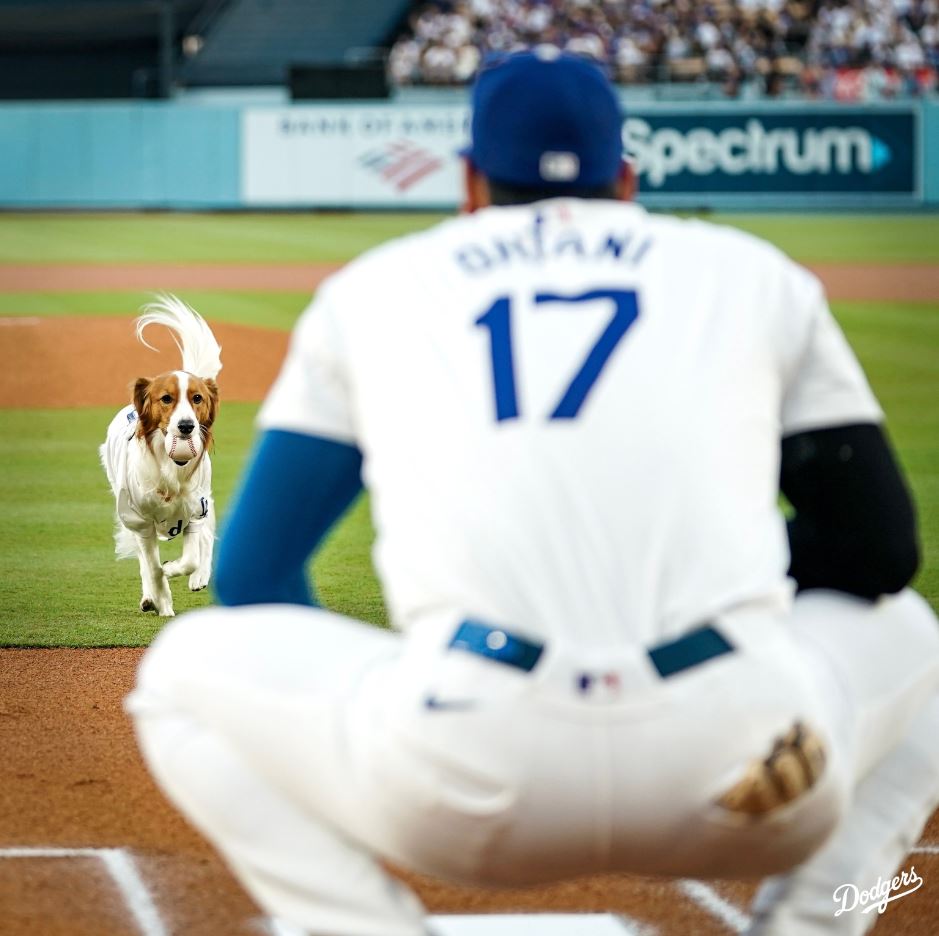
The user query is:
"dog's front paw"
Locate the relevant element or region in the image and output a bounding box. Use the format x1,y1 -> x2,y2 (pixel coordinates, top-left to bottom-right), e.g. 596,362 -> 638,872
189,570 -> 210,592
163,559 -> 194,578
153,577 -> 174,617
142,594 -> 175,616
153,592 -> 175,617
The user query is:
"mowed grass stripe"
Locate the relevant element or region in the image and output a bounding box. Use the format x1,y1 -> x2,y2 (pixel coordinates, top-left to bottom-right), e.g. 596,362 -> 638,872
0,213 -> 446,265
0,213 -> 938,265
699,214 -> 939,264
0,291 -> 310,330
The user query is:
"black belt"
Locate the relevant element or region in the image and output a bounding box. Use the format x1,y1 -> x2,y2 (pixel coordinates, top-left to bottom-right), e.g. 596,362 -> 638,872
449,619 -> 734,678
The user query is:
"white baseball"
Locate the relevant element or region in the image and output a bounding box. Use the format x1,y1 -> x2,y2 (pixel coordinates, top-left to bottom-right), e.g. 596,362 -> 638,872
167,434 -> 198,462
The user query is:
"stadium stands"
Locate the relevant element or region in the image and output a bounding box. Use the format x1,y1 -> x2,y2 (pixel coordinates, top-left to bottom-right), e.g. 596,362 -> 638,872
0,0 -> 934,101
387,0 -> 939,99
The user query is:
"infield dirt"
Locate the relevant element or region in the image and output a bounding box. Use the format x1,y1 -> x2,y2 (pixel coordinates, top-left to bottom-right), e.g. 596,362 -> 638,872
2,648 -> 937,935
0,260 -> 937,301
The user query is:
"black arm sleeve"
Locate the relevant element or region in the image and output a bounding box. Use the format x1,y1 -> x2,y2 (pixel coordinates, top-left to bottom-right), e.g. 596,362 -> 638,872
781,423 -> 920,600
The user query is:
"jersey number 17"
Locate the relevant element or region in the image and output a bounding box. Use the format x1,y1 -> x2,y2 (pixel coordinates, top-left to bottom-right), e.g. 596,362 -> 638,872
475,288 -> 640,422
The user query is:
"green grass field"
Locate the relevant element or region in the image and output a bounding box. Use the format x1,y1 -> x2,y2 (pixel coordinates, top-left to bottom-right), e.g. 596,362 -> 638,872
2,212 -> 939,265
0,213 -> 936,645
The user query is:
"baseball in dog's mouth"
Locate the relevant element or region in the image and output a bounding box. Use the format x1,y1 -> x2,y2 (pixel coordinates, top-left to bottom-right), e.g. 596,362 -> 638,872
164,430 -> 201,464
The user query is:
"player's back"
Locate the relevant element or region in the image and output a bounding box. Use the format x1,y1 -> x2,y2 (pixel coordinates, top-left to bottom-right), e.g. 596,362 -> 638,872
272,199 -> 843,646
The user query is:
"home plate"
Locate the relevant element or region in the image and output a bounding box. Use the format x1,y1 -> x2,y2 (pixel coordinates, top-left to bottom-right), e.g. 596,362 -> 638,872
429,914 -> 649,935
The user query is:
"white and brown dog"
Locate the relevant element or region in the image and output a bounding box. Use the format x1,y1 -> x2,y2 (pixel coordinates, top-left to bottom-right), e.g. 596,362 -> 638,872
100,295 -> 221,617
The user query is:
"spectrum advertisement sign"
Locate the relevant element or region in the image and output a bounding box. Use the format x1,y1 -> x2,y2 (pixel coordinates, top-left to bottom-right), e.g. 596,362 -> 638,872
626,110 -> 918,197
242,105 -> 920,207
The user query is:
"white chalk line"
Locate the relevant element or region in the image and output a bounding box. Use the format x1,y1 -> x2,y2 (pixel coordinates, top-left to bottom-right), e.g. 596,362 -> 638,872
0,846 -> 168,936
263,915 -> 659,936
427,914 -> 656,935
1,844 -> 935,934
0,846 -> 104,858
99,849 -> 169,936
615,916 -> 660,936
615,917 -> 660,936
679,880 -> 752,933
0,849 -> 728,936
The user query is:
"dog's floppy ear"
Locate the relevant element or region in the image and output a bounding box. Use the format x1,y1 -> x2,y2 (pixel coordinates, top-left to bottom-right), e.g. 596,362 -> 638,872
202,378 -> 220,428
132,377 -> 153,439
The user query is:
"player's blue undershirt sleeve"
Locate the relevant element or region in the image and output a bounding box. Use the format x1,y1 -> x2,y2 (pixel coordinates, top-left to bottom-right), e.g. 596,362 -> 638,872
213,429 -> 363,607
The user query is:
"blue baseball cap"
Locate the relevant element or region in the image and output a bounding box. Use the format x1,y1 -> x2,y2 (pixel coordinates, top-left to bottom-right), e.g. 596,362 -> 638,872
463,49 -> 624,189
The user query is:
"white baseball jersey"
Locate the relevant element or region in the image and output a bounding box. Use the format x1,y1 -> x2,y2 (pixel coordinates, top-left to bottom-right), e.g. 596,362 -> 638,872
260,199 -> 881,645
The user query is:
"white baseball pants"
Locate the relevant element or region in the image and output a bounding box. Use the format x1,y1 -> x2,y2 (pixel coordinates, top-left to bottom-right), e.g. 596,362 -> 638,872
127,589 -> 939,936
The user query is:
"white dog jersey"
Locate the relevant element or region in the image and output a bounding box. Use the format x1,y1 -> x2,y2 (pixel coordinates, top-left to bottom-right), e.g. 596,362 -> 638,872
102,405 -> 211,542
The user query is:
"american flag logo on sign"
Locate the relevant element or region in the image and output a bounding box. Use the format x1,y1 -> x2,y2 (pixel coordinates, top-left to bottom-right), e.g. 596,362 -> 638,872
359,140 -> 444,192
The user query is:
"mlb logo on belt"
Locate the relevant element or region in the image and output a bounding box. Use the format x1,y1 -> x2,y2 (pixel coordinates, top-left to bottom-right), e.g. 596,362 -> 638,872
576,670 -> 622,700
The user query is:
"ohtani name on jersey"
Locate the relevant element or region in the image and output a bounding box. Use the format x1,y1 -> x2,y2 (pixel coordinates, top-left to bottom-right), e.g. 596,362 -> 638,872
455,224 -> 653,275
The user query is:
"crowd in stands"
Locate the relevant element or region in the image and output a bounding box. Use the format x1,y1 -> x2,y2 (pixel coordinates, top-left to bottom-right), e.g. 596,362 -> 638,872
388,0 -> 939,98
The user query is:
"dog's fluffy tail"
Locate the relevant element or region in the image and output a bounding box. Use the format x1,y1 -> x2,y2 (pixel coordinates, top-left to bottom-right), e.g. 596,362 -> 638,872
136,293 -> 222,380
113,522 -> 137,560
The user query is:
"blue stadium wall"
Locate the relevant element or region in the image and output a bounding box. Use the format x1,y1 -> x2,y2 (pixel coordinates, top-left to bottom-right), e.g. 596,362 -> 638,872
2,97 -> 938,210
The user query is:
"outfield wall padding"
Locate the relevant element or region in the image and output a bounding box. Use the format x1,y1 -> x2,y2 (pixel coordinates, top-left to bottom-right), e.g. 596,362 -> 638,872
2,98 -> 938,211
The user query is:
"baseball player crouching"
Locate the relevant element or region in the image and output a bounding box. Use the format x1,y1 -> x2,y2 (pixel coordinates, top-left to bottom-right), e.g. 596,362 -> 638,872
127,51 -> 939,936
